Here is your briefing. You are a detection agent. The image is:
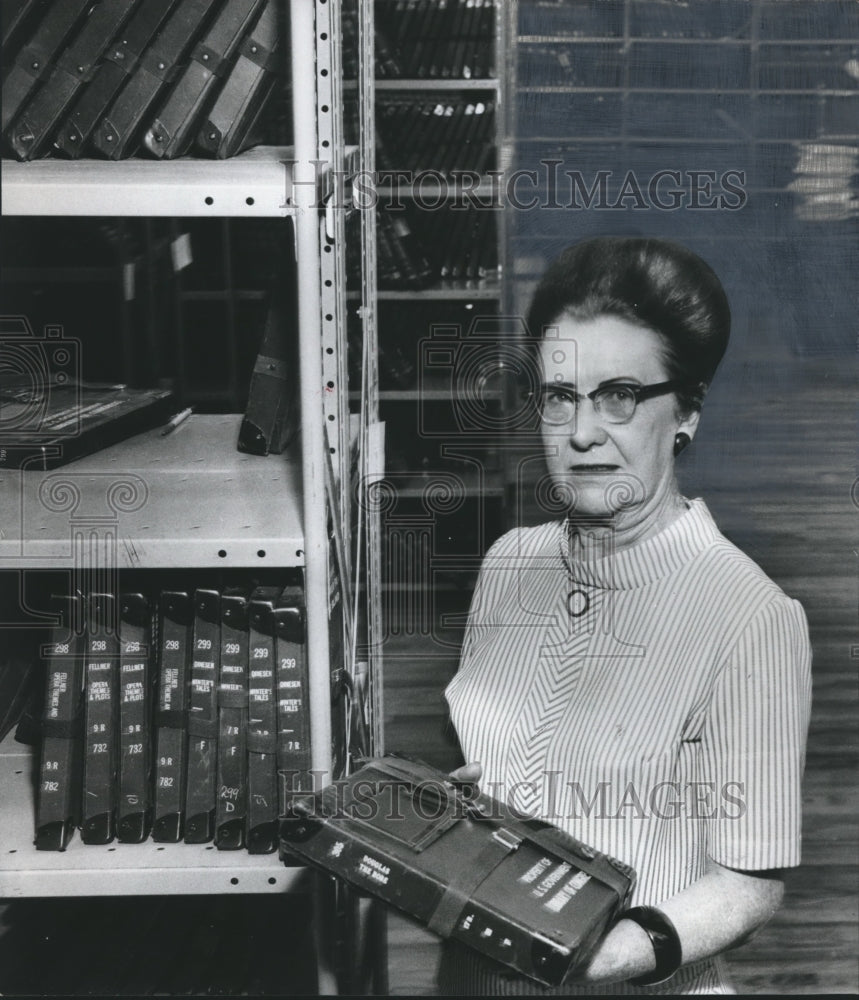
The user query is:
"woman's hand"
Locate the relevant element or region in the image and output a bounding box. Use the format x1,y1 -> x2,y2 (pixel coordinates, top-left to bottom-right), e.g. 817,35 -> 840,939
564,859 -> 785,986
562,918 -> 657,985
448,762 -> 482,785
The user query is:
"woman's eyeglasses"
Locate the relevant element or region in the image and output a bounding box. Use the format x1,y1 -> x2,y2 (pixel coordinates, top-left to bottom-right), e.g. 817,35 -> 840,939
523,381 -> 682,426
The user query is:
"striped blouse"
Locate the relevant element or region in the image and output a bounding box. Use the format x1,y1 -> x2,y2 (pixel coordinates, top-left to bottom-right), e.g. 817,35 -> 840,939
441,499 -> 812,996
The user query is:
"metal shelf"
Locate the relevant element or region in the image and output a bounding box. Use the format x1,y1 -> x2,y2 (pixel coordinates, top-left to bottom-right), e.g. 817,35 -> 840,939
1,145 -> 360,218
0,415 -> 305,570
0,735 -> 307,898
1,146 -> 296,218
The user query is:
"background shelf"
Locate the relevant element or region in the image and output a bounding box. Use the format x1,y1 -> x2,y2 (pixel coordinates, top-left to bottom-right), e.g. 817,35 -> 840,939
0,415 -> 305,569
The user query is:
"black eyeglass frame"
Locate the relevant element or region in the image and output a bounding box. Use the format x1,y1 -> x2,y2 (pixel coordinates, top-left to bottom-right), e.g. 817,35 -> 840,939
523,380 -> 685,424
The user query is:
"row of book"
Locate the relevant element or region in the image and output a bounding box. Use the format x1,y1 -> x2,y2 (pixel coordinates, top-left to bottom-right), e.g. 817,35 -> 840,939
377,97 -> 496,176
362,205 -> 498,289
35,584 -> 309,853
1,0 -> 286,161
357,0 -> 498,80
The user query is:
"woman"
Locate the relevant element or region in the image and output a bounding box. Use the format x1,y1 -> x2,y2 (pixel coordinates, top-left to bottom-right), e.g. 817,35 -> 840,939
439,237 -> 812,995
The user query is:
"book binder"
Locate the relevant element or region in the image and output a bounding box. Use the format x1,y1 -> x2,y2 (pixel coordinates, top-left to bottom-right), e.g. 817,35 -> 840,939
8,0 -> 140,161
1,0 -> 49,58
54,0 -> 181,158
142,0 -> 266,159
92,0 -> 224,159
215,586 -> 250,850
274,584 -> 310,813
195,0 -> 280,159
81,592 -> 120,845
1,0 -> 92,133
281,755 -> 636,987
237,275 -> 299,457
116,591 -> 154,843
0,316 -> 174,473
34,592 -> 85,852
152,589 -> 193,842
184,587 -> 221,843
246,585 -> 280,854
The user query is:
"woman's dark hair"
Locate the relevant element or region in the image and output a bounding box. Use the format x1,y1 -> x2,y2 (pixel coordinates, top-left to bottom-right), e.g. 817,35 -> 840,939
525,236 -> 731,412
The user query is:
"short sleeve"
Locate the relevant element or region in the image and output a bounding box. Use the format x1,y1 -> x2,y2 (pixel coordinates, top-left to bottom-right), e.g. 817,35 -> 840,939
702,594 -> 812,870
444,529 -> 516,699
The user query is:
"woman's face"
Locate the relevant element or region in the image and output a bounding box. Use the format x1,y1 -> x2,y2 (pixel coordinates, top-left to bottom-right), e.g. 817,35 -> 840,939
538,313 -> 700,520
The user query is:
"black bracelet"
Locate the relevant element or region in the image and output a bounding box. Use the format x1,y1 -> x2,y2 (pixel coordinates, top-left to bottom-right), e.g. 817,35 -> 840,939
622,906 -> 683,987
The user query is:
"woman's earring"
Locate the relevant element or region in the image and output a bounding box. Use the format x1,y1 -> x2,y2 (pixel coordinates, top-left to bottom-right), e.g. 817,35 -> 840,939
673,433 -> 691,456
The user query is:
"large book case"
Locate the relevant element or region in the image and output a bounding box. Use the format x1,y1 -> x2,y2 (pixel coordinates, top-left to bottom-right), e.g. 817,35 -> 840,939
0,0 -> 381,992
365,0 -> 513,656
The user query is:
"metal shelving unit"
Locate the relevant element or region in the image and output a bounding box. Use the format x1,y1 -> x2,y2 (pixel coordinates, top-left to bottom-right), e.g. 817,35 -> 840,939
0,0 -> 380,953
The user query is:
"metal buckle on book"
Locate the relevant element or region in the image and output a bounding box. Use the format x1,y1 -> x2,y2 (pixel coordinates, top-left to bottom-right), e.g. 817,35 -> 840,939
492,827 -> 522,851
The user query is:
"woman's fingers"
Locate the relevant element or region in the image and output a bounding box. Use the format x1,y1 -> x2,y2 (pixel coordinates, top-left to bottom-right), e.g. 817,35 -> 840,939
448,762 -> 483,784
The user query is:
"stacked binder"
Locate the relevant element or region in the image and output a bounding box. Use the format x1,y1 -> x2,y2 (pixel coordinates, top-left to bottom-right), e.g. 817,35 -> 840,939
362,204 -> 498,290
2,0 -> 287,161
377,97 -> 496,176
33,581 -> 311,852
373,0 -> 498,80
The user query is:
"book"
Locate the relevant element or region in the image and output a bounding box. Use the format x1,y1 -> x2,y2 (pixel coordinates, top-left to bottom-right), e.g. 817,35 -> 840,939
1,0 -> 92,133
152,589 -> 193,843
7,0 -> 140,161
80,591 -> 120,845
116,591 -> 154,843
92,0 -> 224,159
184,587 -> 221,843
0,647 -> 39,744
246,585 -> 280,854
195,0 -> 281,159
215,586 -> 250,850
237,273 -> 299,457
54,0 -> 182,158
142,0 -> 266,159
280,755 -> 635,988
274,584 -> 310,812
0,317 -> 174,471
34,592 -> 85,852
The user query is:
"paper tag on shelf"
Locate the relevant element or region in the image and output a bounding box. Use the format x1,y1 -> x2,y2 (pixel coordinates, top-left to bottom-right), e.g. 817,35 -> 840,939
123,262 -> 136,301
171,233 -> 193,272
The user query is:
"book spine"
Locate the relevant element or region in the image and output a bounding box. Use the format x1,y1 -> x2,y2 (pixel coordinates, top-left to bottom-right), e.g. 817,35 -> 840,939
152,590 -> 193,842
92,0 -> 222,158
1,0 -> 92,132
80,591 -> 120,845
246,585 -> 280,854
196,0 -> 280,159
34,592 -> 85,851
184,587 -> 221,843
215,588 -> 250,850
143,0 -> 265,159
275,585 -> 310,811
8,0 -> 139,160
116,592 -> 154,843
55,0 -> 181,156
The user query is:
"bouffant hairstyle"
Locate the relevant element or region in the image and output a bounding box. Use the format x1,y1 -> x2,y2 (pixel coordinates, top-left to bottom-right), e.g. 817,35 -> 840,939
525,236 -> 731,412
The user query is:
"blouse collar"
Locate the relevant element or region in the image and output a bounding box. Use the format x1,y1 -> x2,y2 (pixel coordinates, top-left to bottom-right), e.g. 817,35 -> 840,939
558,498 -> 721,590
